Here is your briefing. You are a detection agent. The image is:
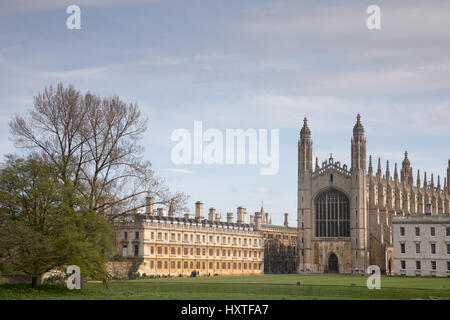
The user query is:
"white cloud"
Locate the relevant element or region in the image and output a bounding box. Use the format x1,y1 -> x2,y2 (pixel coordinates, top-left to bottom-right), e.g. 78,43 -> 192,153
0,0 -> 162,15
243,92 -> 450,136
39,65 -> 112,81
253,186 -> 282,196
137,56 -> 187,66
302,62 -> 450,95
234,0 -> 450,50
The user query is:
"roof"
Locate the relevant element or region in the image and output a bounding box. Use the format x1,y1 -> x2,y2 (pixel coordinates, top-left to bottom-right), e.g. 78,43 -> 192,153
119,214 -> 255,230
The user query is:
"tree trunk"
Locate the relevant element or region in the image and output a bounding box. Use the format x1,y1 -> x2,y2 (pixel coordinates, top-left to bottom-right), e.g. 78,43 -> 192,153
80,274 -> 84,290
31,276 -> 39,289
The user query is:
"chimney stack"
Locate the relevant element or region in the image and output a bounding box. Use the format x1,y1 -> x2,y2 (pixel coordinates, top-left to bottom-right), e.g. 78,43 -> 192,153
145,197 -> 154,215
237,207 -> 244,224
157,208 -> 166,217
168,203 -> 175,218
254,212 -> 262,230
208,208 -> 216,221
284,213 -> 289,227
195,201 -> 204,219
227,212 -> 234,223
250,215 -> 254,224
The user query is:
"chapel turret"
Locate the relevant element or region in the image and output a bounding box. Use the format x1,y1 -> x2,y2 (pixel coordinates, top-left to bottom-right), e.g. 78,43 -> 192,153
299,117 -> 313,173
351,114 -> 366,171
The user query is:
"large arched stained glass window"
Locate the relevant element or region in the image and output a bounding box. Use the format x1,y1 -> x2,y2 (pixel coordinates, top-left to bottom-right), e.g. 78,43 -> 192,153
315,189 -> 350,237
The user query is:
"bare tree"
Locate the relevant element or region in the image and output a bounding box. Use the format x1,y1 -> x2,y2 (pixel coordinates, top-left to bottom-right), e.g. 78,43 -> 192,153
10,83 -> 188,220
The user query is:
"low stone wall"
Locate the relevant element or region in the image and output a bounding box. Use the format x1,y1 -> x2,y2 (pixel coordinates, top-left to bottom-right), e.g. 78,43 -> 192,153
1,274 -> 33,284
106,261 -> 133,279
2,262 -> 139,283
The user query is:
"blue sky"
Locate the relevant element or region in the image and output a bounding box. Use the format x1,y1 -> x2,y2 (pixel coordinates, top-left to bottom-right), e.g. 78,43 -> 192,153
0,0 -> 449,225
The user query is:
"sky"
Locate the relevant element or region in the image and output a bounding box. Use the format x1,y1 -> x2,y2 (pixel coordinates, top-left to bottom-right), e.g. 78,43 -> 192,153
0,0 -> 449,226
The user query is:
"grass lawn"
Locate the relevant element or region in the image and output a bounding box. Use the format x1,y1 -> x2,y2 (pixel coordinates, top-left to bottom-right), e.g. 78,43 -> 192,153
1,274 -> 449,300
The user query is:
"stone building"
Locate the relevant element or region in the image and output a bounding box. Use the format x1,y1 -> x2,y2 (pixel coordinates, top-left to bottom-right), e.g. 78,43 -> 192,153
298,115 -> 450,274
114,201 -> 267,277
114,198 -> 300,277
392,211 -> 450,277
257,207 -> 298,273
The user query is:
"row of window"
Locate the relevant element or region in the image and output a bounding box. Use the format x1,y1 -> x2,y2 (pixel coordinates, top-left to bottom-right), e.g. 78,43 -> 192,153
151,246 -> 262,258
122,245 -> 139,257
264,233 -> 298,241
124,231 -> 297,245
123,231 -> 140,240
126,231 -> 263,247
148,260 -> 262,271
400,260 -> 450,271
400,226 -> 450,237
400,243 -> 450,254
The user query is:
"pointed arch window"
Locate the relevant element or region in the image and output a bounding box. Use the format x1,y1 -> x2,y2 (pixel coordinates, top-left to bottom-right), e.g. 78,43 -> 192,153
315,189 -> 350,237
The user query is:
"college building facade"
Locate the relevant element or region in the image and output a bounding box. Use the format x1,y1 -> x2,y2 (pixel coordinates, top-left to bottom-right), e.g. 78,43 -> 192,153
114,200 -> 298,277
114,114 -> 449,277
298,115 -> 450,275
392,212 -> 450,277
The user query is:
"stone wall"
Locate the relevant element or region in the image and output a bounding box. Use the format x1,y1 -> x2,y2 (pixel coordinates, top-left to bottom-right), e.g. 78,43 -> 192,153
106,261 -> 134,279
1,274 -> 33,284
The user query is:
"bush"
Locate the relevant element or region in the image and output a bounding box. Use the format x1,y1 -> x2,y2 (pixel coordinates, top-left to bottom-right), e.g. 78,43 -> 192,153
44,274 -> 64,284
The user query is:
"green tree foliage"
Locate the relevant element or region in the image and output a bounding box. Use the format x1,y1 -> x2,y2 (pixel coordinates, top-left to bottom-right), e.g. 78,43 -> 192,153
1,83 -> 188,288
0,155 -> 112,288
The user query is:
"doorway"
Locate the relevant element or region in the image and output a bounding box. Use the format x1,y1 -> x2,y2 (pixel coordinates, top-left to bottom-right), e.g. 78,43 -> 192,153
328,253 -> 338,273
